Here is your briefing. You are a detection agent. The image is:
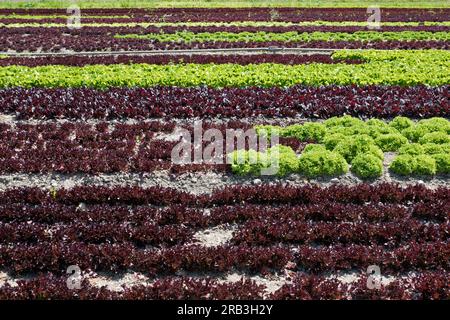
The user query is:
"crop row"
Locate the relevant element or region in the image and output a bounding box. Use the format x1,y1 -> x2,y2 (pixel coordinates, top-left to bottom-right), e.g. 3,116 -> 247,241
0,243 -> 291,274
1,271 -> 447,300
232,219 -> 449,246
1,184 -> 447,206
1,19 -> 449,28
1,86 -> 447,120
203,202 -> 449,223
0,121 -> 175,136
1,34 -> 447,52
1,219 -> 447,247
0,14 -> 130,19
0,120 -> 266,173
2,24 -> 449,33
0,117 -> 450,178
0,145 -> 226,174
0,12 -> 449,25
0,122 -> 175,173
0,275 -> 267,300
4,272 -> 450,300
1,201 -> 446,225
0,8 -> 448,22
0,222 -> 193,246
1,50 -> 448,88
272,272 -> 449,300
0,54 -> 358,67
115,31 -> 450,43
0,242 -> 447,275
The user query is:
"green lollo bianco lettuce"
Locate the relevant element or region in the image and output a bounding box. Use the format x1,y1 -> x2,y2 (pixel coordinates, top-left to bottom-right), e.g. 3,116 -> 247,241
254,125 -> 282,139
389,116 -> 414,131
398,143 -> 449,157
375,133 -> 408,152
326,124 -> 371,137
228,145 -> 299,177
270,145 -> 300,176
230,116 -> 449,178
417,117 -> 450,133
389,155 -> 416,175
324,115 -> 365,129
281,122 -> 327,142
298,150 -> 348,177
333,135 -> 384,162
228,149 -> 267,176
441,143 -> 450,154
414,155 -> 438,175
401,120 -> 450,142
323,133 -> 349,150
421,143 -> 446,155
418,132 -> 450,144
302,144 -> 327,153
389,154 -> 437,175
280,124 -> 303,138
431,154 -> 450,174
115,31 -> 450,43
366,118 -> 389,128
398,143 -> 425,155
367,125 -> 399,139
351,153 -> 383,179
401,126 -> 428,142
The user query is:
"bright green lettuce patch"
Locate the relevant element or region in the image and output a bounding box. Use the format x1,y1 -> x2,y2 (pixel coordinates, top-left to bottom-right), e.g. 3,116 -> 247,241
351,153 -> 383,179
230,116 -> 449,178
390,154 -> 437,175
0,50 -> 448,88
115,31 -> 450,43
298,148 -> 348,177
228,145 -> 299,177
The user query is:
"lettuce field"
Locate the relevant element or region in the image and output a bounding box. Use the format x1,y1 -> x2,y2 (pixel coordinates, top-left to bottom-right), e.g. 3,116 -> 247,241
0,3 -> 448,301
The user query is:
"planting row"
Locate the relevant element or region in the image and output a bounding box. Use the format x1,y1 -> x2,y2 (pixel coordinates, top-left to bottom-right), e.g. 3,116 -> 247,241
0,121 -> 166,173
1,86 -> 447,120
0,54 -> 361,67
0,120 -> 259,173
1,219 -> 446,246
0,221 -> 193,246
0,138 -> 222,174
1,34 -> 447,52
1,18 -> 448,25
1,184 -> 447,206
1,272 -> 448,300
0,242 -> 447,275
2,24 -> 449,33
232,219 -> 449,246
115,31 -> 450,43
0,8 -> 448,22
0,201 -> 447,226
0,275 -> 266,300
0,116 -> 448,175
0,50 -> 448,88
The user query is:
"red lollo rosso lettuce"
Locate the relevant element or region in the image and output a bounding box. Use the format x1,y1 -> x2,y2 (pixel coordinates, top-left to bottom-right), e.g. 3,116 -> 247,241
0,86 -> 447,120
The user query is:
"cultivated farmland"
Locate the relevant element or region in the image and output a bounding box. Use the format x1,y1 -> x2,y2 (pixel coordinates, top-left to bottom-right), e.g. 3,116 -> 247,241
0,3 -> 448,300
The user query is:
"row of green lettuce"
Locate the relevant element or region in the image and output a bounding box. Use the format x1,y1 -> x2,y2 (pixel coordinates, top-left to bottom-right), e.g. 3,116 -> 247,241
229,116 -> 450,179
115,31 -> 450,43
1,20 -> 450,27
0,50 -> 448,88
